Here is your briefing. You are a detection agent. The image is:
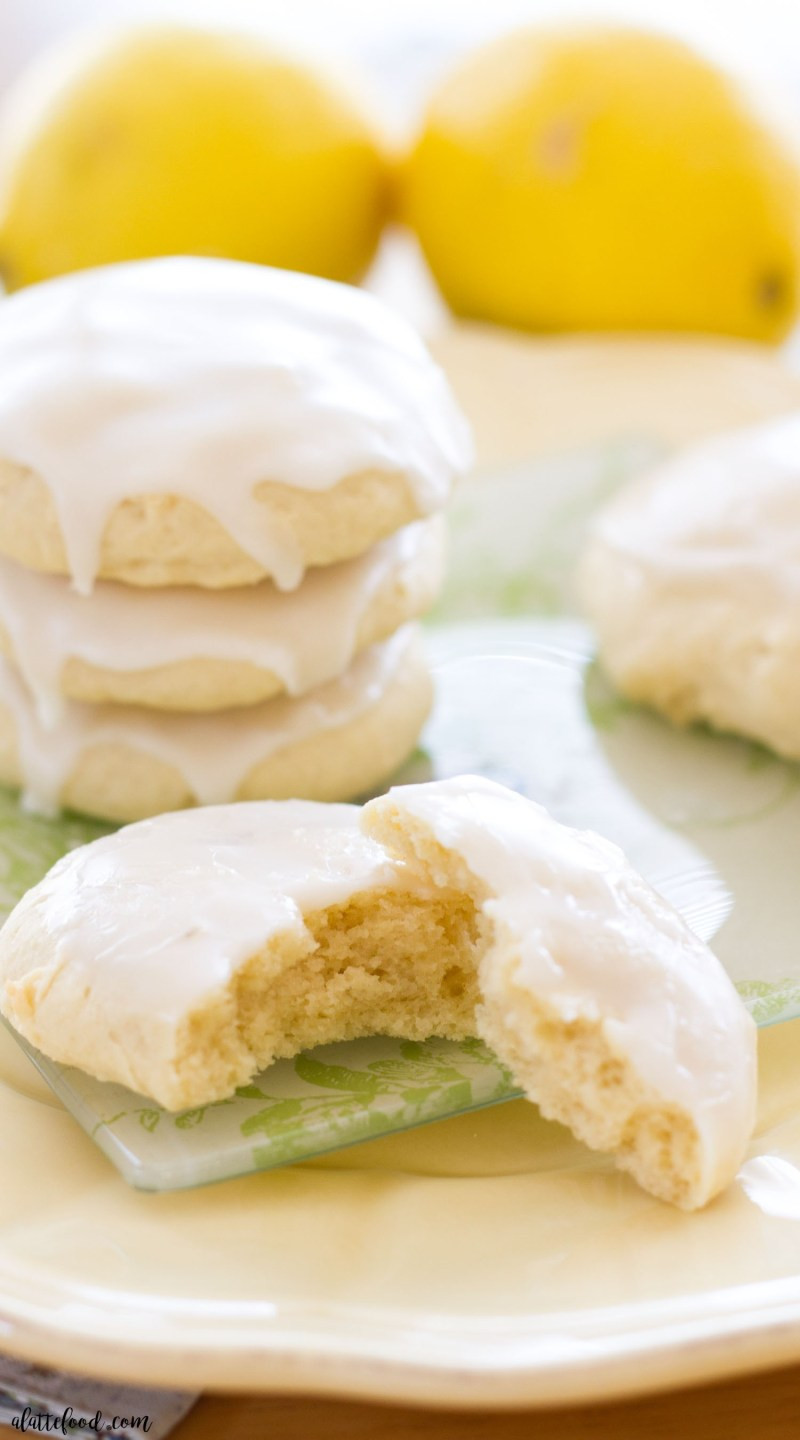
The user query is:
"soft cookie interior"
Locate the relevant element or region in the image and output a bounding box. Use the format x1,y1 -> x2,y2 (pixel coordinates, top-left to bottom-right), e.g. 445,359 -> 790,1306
364,798 -> 706,1210
91,885 -> 486,1112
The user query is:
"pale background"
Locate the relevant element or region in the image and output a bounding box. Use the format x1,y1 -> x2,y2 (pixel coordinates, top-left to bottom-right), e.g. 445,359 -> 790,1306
3,1 -> 800,130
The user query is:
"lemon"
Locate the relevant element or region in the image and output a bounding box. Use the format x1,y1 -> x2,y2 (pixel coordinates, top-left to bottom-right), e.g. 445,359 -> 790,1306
0,26 -> 390,289
404,26 -> 800,341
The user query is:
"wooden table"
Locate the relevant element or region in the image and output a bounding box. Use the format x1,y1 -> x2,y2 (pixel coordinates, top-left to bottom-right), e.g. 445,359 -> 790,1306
174,1362 -> 800,1439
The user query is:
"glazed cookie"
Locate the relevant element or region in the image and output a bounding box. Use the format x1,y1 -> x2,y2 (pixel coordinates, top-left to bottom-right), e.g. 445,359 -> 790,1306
0,793 -> 481,1113
0,258 -> 470,593
0,627 -> 431,822
0,775 -> 755,1208
0,518 -> 445,715
580,415 -> 800,758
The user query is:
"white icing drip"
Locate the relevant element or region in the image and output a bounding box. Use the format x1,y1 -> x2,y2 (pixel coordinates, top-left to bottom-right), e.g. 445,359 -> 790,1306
591,414 -> 800,589
368,776 -> 757,1202
0,517 -> 443,723
0,626 -> 417,812
0,258 -> 471,593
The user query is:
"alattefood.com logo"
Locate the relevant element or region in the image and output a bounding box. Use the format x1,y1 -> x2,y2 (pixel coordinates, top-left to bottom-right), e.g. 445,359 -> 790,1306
12,1408 -> 152,1435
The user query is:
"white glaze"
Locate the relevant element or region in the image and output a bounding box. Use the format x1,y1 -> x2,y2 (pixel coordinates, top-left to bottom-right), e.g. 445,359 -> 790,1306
0,517 -> 443,723
0,801 -> 413,1026
589,414 -> 800,588
0,626 -> 417,813
367,775 -> 757,1201
0,257 -> 471,593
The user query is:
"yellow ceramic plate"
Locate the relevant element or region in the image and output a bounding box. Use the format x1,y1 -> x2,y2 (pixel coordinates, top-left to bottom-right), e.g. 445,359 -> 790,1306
2,1005 -> 800,1405
2,330 -> 800,1405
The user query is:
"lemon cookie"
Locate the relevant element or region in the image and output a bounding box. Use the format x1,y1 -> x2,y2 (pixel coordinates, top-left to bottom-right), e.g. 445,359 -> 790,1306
0,795 -> 482,1112
0,626 -> 431,822
0,257 -> 470,593
0,518 -> 444,716
580,415 -> 800,758
0,775 -> 755,1206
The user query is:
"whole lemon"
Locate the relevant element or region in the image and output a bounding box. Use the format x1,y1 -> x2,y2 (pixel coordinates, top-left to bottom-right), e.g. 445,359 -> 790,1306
0,26 -> 389,289
404,26 -> 800,341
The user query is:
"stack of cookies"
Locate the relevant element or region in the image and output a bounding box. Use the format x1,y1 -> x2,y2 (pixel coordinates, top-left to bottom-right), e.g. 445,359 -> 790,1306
0,257 -> 470,822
